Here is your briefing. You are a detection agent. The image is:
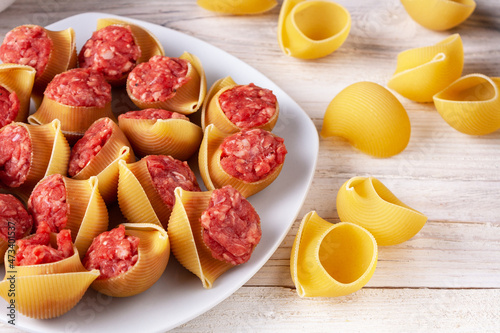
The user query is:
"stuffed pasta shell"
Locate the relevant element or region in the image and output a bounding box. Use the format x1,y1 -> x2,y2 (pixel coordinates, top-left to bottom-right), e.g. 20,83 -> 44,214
0,64 -> 36,126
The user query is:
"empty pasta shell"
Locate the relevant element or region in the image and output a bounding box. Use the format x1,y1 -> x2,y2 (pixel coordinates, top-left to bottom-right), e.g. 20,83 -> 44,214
388,34 -> 464,102
336,177 -> 427,246
433,74 -> 500,135
278,0 -> 351,59
90,223 -> 169,297
71,118 -> 135,203
118,114 -> 202,160
201,76 -> 279,133
321,82 -> 411,158
199,124 -> 285,197
28,96 -> 115,144
0,64 -> 36,124
401,0 -> 476,31
0,270 -> 99,319
290,211 -> 377,297
126,52 -> 207,115
168,188 -> 233,288
117,159 -> 169,227
1,119 -> 70,202
197,0 -> 277,14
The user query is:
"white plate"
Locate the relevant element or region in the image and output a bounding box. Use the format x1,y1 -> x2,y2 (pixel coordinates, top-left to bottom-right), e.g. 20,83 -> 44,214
0,12 -> 319,333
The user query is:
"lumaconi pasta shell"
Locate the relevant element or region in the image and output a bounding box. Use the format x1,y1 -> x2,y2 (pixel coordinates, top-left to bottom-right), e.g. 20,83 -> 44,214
28,97 -> 115,144
433,74 -> 500,135
59,176 -> 109,257
127,52 -> 207,115
197,0 -> 277,14
0,64 -> 36,123
2,119 -> 70,202
90,223 -> 170,297
118,115 -> 202,160
0,270 -> 99,319
290,211 -> 377,297
401,0 -> 476,31
117,159 -> 169,228
95,18 -> 165,85
199,124 -> 284,197
278,0 -> 351,59
320,82 -> 411,158
201,76 -> 279,133
336,177 -> 427,246
72,118 -> 135,203
31,26 -> 78,104
388,34 -> 464,102
167,188 -> 233,288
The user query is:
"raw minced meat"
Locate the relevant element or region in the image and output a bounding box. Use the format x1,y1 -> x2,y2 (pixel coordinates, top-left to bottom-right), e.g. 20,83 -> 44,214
0,194 -> 33,241
127,55 -> 190,103
83,225 -> 140,279
219,129 -> 287,183
44,68 -> 111,107
0,25 -> 52,78
145,155 -> 200,210
218,83 -> 277,129
200,185 -> 261,265
68,117 -> 114,177
0,86 -> 20,127
79,25 -> 141,82
15,228 -> 74,266
118,108 -> 189,121
28,174 -> 68,233
0,124 -> 32,188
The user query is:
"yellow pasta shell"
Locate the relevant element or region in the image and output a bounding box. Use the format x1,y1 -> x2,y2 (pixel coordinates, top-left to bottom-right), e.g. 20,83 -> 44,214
2,119 -> 70,202
336,177 -> 427,246
0,64 -> 36,123
401,0 -> 476,31
433,74 -> 500,135
28,97 -> 115,144
168,188 -> 233,288
118,116 -> 202,160
0,270 -> 99,319
197,0 -> 277,14
117,159 -> 169,228
90,223 -> 170,297
321,82 -> 411,158
72,118 -> 135,203
31,26 -> 77,100
278,0 -> 351,59
290,211 -> 377,297
94,18 -> 165,86
127,52 -> 207,115
199,124 -> 284,197
201,76 -> 279,133
388,34 -> 464,102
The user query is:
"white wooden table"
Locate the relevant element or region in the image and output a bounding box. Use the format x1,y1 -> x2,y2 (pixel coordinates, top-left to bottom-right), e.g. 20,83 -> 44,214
1,0 -> 499,331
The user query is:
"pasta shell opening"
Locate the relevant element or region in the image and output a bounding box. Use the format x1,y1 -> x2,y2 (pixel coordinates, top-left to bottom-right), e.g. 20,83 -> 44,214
0,64 -> 36,124
278,0 -> 351,59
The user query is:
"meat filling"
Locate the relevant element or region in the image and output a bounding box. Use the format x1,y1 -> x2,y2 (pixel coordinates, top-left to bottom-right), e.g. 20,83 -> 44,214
15,228 -> 74,266
118,108 -> 189,121
0,86 -> 20,127
0,124 -> 32,188
0,194 -> 33,241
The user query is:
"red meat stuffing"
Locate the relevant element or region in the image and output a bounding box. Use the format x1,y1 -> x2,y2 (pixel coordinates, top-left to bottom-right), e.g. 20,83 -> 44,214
0,194 -> 33,241
15,228 -> 74,266
0,86 -> 20,127
118,108 -> 189,121
0,124 -> 32,188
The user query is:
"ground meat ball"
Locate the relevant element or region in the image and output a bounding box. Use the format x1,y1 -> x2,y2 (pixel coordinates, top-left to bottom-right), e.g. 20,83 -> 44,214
219,129 -> 287,183
0,87 -> 20,128
44,68 -> 112,107
79,25 -> 141,82
118,108 -> 189,121
200,186 -> 261,265
83,225 -> 139,279
0,124 -> 31,188
28,174 -> 68,233
0,194 -> 33,241
127,56 -> 190,103
68,118 -> 113,177
145,155 -> 200,210
218,83 -> 277,129
0,25 -> 52,78
15,228 -> 74,266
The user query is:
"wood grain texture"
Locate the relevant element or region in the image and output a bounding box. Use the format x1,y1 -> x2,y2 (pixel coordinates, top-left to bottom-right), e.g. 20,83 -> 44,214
0,0 -> 499,332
